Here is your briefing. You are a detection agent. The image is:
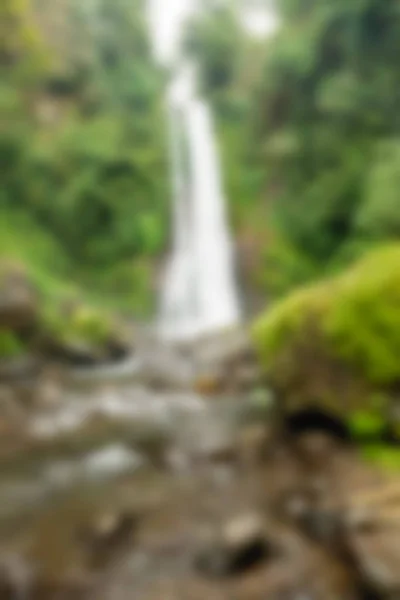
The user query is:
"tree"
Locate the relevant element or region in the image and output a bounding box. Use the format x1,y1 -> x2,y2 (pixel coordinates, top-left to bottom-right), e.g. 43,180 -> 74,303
0,0 -> 169,313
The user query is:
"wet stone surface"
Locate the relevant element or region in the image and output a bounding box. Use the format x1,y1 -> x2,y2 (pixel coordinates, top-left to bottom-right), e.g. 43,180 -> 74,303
0,344 -> 397,600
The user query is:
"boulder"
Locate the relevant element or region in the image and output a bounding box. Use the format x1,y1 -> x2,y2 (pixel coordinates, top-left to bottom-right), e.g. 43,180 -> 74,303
345,480 -> 400,596
0,354 -> 40,382
193,327 -> 263,396
79,512 -> 138,570
137,343 -> 195,391
0,262 -> 38,332
253,245 -> 400,427
195,514 -> 270,576
0,553 -> 34,600
40,303 -> 130,367
236,423 -> 275,467
195,516 -> 357,599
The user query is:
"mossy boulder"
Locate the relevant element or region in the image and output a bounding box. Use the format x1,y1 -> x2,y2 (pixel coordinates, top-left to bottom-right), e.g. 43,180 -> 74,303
252,244 -> 400,429
0,256 -> 130,367
39,302 -> 130,366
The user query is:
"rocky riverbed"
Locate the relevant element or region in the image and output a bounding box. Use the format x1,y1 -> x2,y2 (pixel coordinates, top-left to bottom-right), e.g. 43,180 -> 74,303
0,334 -> 398,600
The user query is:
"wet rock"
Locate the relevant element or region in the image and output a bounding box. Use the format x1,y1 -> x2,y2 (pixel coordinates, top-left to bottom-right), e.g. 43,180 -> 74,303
193,328 -> 251,365
53,343 -> 105,367
0,355 -> 40,382
348,523 -> 400,597
195,514 -> 271,577
0,384 -> 25,417
295,431 -> 343,465
193,328 -> 263,395
0,553 -> 35,600
43,340 -> 120,368
236,423 -> 274,467
176,408 -> 237,468
298,506 -> 344,545
138,344 -> 194,391
344,481 -> 400,597
39,302 -> 131,368
262,562 -> 356,600
79,512 -> 138,570
0,262 -> 38,331
31,575 -> 94,600
244,387 -> 276,419
122,524 -> 357,600
32,366 -> 65,409
194,375 -> 224,397
131,427 -> 173,470
9,365 -> 65,413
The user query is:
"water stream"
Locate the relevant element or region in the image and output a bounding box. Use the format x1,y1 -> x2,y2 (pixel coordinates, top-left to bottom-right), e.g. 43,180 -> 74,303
149,1 -> 241,341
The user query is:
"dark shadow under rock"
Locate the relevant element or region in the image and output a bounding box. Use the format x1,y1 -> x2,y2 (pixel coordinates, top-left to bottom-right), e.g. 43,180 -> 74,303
195,514 -> 274,577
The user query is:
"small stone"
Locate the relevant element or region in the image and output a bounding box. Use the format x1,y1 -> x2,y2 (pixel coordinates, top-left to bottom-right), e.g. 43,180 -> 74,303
79,512 -> 138,569
193,375 -> 223,396
224,514 -> 265,546
195,513 -> 270,577
0,553 -> 35,599
344,479 -> 400,595
237,423 -> 273,466
348,525 -> 400,595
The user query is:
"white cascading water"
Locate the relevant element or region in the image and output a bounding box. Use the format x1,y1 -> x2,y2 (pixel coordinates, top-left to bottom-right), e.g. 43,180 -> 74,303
148,0 -> 241,341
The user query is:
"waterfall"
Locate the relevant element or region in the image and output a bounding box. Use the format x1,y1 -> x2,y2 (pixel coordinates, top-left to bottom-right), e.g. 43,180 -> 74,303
148,0 -> 241,341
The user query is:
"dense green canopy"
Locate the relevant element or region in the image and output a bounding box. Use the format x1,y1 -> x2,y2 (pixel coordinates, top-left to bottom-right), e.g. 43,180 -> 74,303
3,0 -> 400,313
1,0 -> 168,313
188,0 -> 400,298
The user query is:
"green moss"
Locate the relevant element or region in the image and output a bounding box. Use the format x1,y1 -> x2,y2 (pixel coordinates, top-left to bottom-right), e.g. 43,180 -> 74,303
253,244 -> 400,417
324,245 -> 400,384
0,248 -> 125,360
361,445 -> 400,472
0,212 -> 70,293
0,329 -> 25,359
253,282 -> 330,364
348,411 -> 386,440
41,302 -> 116,349
68,306 -> 114,345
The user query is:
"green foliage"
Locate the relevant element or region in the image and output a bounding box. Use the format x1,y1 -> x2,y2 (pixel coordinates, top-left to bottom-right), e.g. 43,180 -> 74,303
81,259 -> 156,315
348,411 -> 386,440
253,280 -> 328,367
325,246 -> 400,384
19,112 -> 167,268
253,245 -> 400,414
257,233 -> 320,297
361,445 -> 400,472
0,252 -> 123,358
6,0 -> 400,319
189,0 -> 400,297
0,211 -> 70,280
0,329 -> 25,359
186,2 -> 244,97
257,0 -> 400,291
357,140 -> 400,239
1,0 -> 168,314
41,302 -> 116,349
0,0 -> 45,73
